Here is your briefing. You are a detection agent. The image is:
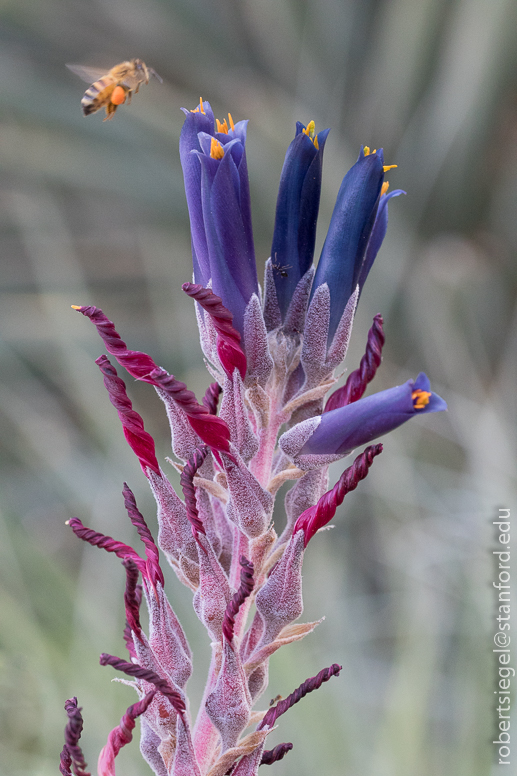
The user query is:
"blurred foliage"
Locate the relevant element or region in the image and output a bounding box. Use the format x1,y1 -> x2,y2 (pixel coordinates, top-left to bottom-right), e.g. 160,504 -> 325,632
0,0 -> 516,774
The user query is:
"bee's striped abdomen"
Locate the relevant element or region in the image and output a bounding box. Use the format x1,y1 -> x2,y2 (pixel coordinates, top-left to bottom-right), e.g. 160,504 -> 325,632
81,78 -> 115,116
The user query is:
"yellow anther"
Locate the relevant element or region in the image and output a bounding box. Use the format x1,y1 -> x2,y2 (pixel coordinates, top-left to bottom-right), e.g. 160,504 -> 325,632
71,305 -> 81,310
381,181 -> 390,196
228,112 -> 235,131
363,146 -> 377,156
303,120 -> 316,138
210,138 -> 225,160
216,118 -> 229,134
192,97 -> 206,114
412,389 -> 432,410
302,120 -> 319,148
383,164 -> 397,172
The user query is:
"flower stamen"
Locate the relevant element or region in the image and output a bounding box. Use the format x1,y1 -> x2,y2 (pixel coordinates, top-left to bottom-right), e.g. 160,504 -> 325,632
383,164 -> 397,172
412,389 -> 432,409
216,117 -> 229,133
381,181 -> 390,196
302,120 -> 319,148
210,137 -> 225,159
191,97 -> 205,114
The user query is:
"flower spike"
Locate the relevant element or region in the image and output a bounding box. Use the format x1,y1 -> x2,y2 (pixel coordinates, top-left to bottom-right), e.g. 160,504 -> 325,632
97,689 -> 156,776
62,697 -> 90,776
96,355 -> 160,476
62,104 -> 447,776
183,282 -> 247,378
258,663 -> 341,729
180,445 -> 210,547
99,653 -> 186,718
324,314 -> 384,412
222,556 -> 254,645
294,444 -> 383,546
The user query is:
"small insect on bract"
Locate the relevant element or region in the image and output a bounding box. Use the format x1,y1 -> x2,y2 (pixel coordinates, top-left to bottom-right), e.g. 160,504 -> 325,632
66,59 -> 162,120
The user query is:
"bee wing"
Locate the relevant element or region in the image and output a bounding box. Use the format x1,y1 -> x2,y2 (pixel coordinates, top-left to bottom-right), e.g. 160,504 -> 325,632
148,68 -> 163,83
66,64 -> 108,83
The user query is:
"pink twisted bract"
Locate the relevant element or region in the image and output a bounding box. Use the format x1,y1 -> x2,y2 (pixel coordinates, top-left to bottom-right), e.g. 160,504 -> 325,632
258,663 -> 342,729
98,690 -> 156,776
180,445 -> 210,545
222,556 -> 254,644
122,483 -> 164,587
260,742 -> 293,765
182,282 -> 247,380
202,381 -> 223,415
96,355 -> 160,475
122,559 -> 143,654
67,517 -> 148,577
62,697 -> 90,776
294,444 -> 384,546
325,314 -> 385,412
74,305 -> 231,454
99,653 -> 186,717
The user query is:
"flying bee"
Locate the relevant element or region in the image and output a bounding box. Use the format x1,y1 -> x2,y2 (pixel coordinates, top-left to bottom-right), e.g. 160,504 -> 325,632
66,59 -> 162,120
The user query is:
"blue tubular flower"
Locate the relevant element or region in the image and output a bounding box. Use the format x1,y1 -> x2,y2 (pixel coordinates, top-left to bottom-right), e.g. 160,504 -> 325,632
180,102 -> 258,339
279,373 -> 447,469
179,99 -> 216,286
270,121 -> 330,319
311,147 -> 398,344
357,183 -> 405,294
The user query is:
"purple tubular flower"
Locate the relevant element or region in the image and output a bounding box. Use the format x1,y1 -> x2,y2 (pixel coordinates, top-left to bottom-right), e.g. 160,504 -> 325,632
357,187 -> 405,296
270,121 -> 329,319
180,105 -> 258,339
280,373 -> 447,467
179,100 -> 216,286
311,148 -> 393,344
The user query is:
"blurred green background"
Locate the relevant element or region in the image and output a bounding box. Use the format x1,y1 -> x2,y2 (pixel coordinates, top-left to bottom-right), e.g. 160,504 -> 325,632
0,0 -> 515,774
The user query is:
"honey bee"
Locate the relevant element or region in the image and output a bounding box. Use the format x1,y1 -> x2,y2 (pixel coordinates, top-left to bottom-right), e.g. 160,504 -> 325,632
66,59 -> 162,120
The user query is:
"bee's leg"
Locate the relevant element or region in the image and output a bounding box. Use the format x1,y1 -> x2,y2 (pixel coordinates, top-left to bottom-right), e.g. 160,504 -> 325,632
104,103 -> 117,121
